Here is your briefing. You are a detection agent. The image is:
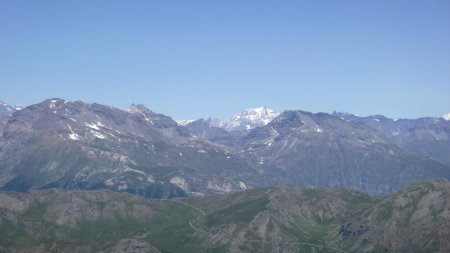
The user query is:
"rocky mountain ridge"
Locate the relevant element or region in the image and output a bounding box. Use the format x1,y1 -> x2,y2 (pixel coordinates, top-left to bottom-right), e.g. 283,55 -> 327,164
0,100 -> 22,118
0,98 -> 258,197
333,111 -> 450,165
232,110 -> 450,194
0,98 -> 449,197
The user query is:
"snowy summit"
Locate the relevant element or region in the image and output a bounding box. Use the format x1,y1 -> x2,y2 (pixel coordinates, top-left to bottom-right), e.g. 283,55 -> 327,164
220,107 -> 279,131
0,100 -> 22,117
176,119 -> 194,126
443,113 -> 450,121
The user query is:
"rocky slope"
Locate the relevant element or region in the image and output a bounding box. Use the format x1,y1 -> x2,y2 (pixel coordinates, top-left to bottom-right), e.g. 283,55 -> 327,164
0,180 -> 449,252
0,99 -> 258,197
333,112 -> 450,165
234,110 -> 450,195
329,179 -> 450,252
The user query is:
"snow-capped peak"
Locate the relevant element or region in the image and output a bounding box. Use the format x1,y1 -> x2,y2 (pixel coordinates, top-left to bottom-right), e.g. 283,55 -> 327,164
126,104 -> 152,114
0,100 -> 23,117
220,107 -> 279,131
443,113 -> 450,121
176,119 -> 194,126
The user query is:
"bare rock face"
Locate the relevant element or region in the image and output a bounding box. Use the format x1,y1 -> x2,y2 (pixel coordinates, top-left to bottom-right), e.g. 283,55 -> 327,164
101,239 -> 161,253
333,112 -> 450,166
330,179 -> 450,253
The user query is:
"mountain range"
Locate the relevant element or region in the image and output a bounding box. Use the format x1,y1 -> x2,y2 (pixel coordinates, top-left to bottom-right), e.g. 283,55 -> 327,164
0,99 -> 259,198
177,107 -> 279,132
0,98 -> 449,197
333,112 -> 450,165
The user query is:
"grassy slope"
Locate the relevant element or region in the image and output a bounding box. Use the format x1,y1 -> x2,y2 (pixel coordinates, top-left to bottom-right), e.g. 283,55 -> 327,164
0,180 -> 449,253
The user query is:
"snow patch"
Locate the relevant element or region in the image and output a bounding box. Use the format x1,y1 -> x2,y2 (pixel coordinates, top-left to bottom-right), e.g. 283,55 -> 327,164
68,133 -> 79,140
90,130 -> 105,139
176,119 -> 194,126
67,124 -> 80,140
49,100 -> 57,109
239,182 -> 247,190
443,113 -> 450,121
85,122 -> 100,130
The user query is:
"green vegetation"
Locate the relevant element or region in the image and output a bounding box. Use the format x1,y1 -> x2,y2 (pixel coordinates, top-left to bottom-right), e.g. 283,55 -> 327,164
0,179 -> 449,252
205,195 -> 269,227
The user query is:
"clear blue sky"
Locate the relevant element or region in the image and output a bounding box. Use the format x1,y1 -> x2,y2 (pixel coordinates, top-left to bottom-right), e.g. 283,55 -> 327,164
1,0 -> 449,120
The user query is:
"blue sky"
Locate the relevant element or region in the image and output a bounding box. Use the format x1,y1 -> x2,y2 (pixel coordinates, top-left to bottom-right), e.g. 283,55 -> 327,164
1,0 -> 449,120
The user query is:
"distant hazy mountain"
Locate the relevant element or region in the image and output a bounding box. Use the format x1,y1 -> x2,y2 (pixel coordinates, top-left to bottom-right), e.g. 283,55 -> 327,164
0,100 -> 22,117
175,119 -> 194,126
179,107 -> 279,132
183,118 -> 245,146
232,110 -> 450,194
219,107 -> 279,131
1,179 -> 449,253
333,112 -> 450,165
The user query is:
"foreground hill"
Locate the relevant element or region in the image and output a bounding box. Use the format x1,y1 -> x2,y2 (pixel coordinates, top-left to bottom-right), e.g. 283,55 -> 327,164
0,180 -> 449,252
